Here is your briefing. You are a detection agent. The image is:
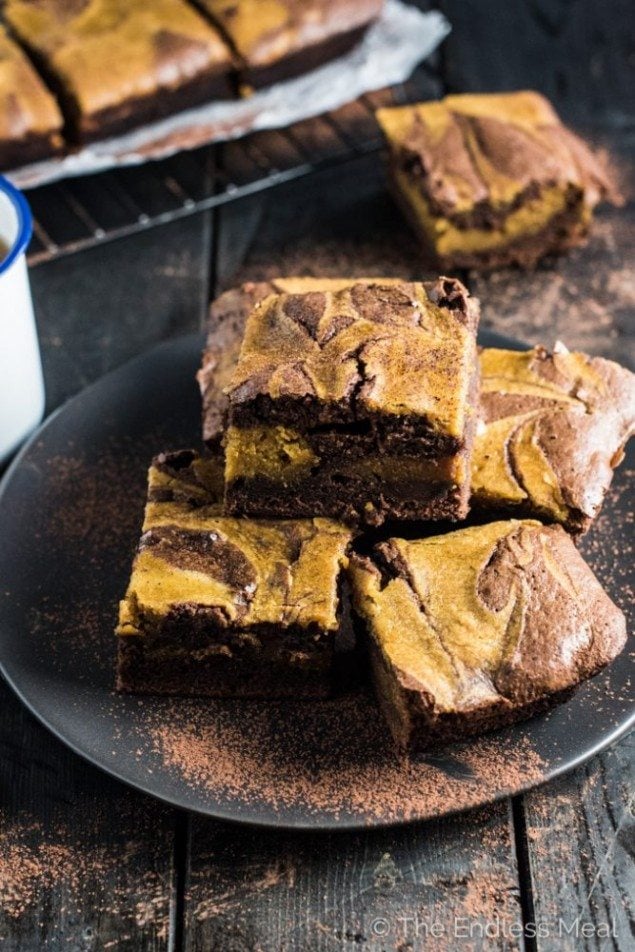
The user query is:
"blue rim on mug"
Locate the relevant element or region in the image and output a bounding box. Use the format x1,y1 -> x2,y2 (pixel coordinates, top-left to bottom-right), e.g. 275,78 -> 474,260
0,175 -> 33,276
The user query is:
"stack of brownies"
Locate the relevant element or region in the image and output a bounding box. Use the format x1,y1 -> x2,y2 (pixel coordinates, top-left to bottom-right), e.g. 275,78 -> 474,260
116,274 -> 635,753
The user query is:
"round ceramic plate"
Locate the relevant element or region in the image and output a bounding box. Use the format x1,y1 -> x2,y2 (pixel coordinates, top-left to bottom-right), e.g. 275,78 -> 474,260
0,332 -> 632,830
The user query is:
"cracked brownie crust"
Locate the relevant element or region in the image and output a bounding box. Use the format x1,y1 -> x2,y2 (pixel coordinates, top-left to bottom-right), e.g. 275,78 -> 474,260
350,520 -> 627,752
117,451 -> 353,698
473,346 -> 635,533
377,91 -> 618,271
199,276 -> 405,447
224,278 -> 480,525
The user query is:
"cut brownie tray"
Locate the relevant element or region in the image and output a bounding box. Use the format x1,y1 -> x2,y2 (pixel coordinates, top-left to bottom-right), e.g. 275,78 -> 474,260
5,0 -> 448,189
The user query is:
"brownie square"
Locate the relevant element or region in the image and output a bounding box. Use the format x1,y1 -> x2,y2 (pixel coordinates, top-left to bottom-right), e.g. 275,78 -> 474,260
195,0 -> 383,89
350,520 -> 626,752
0,25 -> 63,169
116,450 -> 353,698
472,345 -> 635,534
377,91 -> 617,271
5,0 -> 234,144
198,276 -> 404,447
223,278 -> 480,526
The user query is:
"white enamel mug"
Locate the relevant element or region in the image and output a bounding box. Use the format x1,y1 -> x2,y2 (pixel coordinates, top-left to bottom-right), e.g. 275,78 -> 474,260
0,176 -> 45,464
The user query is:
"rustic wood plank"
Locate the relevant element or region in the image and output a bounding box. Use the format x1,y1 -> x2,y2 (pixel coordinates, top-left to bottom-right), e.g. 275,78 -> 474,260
438,0 -> 634,124
212,153 -> 441,288
521,736 -> 634,950
185,801 -> 524,952
29,212 -> 213,412
0,679 -> 177,951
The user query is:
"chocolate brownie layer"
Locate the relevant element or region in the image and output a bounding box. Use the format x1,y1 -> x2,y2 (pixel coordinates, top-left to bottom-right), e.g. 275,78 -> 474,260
378,91 -> 618,271
236,24 -> 370,89
5,0 -> 234,144
196,0 -> 382,88
225,464 -> 467,526
350,520 -> 627,752
0,25 -> 63,169
116,451 -> 353,698
473,345 -> 635,534
224,279 -> 480,525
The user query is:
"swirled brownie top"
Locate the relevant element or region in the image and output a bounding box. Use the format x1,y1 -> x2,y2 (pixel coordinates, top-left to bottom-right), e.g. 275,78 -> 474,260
197,0 -> 382,67
200,276 -> 414,445
473,345 -> 635,533
5,0 -> 232,126
119,451 -> 351,632
351,519 -> 626,718
377,91 -> 614,223
0,25 -> 63,159
226,278 -> 480,440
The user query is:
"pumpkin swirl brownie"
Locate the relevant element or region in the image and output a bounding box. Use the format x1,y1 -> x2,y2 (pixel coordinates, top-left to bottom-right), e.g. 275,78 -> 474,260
198,276 -> 405,447
0,25 -> 63,169
116,450 -> 353,698
350,520 -> 626,752
473,345 -> 635,534
377,91 -> 618,271
4,0 -> 234,144
195,0 -> 383,89
223,278 -> 480,526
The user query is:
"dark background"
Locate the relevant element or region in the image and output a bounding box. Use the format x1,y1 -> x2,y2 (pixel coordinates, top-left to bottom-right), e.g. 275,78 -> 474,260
1,1 -> 633,948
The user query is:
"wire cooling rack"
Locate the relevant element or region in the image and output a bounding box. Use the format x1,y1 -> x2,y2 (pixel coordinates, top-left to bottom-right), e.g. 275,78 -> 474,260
25,71 -> 436,266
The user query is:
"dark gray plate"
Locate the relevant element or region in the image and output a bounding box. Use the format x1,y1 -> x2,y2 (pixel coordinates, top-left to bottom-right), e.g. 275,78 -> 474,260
0,332 -> 632,829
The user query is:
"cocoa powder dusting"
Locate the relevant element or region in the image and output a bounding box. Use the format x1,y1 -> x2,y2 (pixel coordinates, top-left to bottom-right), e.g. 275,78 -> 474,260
0,813 -> 170,936
145,690 -> 546,824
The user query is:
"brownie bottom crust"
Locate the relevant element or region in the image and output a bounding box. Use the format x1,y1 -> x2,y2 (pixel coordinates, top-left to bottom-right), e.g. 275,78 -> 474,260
239,23 -> 372,90
388,168 -> 590,271
117,622 -> 336,699
0,130 -> 62,170
80,71 -> 233,144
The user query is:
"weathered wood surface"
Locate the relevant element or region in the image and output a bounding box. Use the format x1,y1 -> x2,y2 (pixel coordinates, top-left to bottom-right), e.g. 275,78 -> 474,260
185,802 -> 523,952
0,1 -> 632,949
523,737 -> 635,951
438,0 -> 634,124
0,676 -> 178,951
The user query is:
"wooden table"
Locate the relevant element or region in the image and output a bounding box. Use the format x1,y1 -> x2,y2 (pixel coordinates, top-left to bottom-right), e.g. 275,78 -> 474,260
1,2 -> 632,948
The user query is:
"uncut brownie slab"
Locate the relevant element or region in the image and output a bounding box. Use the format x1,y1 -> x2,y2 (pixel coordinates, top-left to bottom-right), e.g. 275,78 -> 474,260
377,91 -> 617,271
4,0 -> 234,144
199,276 -> 405,447
0,25 -> 63,169
116,450 -> 352,698
195,0 -> 383,89
350,520 -> 627,753
472,345 -> 635,534
223,278 -> 480,526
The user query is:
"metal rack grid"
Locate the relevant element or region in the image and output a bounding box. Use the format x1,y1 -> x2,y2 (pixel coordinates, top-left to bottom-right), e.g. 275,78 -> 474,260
25,71 -> 435,266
